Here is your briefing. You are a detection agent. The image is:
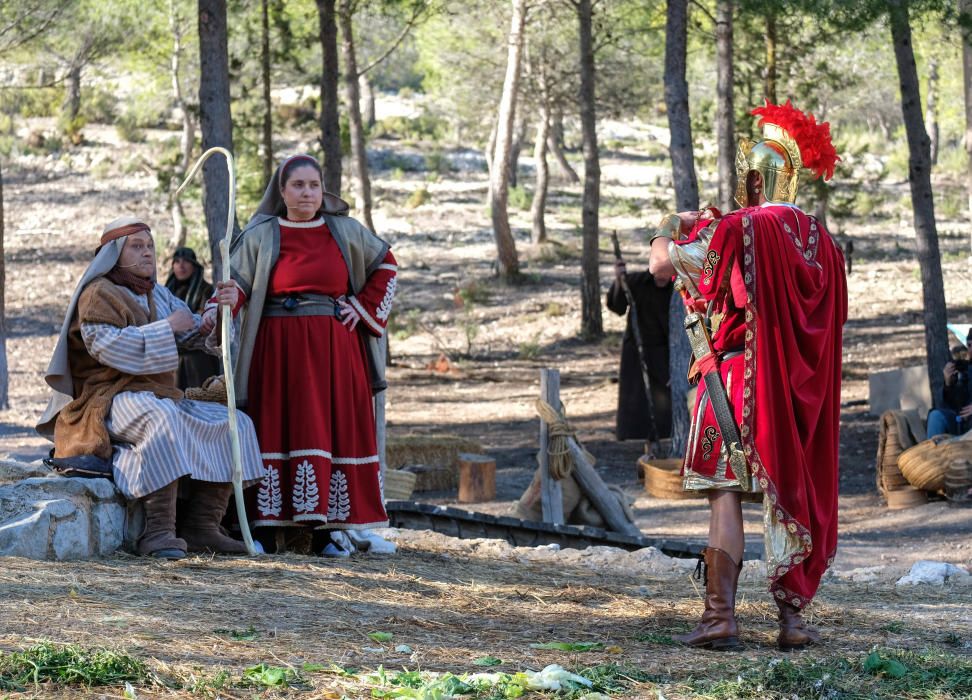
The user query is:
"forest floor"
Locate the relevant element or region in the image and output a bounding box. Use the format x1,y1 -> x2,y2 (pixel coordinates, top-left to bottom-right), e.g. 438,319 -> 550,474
0,117 -> 970,698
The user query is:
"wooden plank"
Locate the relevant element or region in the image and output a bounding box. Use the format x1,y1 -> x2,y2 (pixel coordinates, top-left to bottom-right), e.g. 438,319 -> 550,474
539,369 -> 565,524
566,438 -> 642,537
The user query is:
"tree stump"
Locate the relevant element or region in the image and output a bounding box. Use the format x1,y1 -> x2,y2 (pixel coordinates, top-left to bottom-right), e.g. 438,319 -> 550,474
458,453 -> 496,503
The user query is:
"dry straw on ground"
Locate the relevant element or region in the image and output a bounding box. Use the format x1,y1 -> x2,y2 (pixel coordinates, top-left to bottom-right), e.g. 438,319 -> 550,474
0,533 -> 969,698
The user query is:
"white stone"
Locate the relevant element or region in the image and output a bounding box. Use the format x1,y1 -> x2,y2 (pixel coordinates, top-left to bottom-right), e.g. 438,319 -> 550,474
895,560 -> 971,586
0,460 -> 52,483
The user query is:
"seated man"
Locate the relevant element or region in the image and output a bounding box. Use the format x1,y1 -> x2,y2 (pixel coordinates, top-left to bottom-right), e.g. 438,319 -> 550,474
927,344 -> 972,438
37,217 -> 266,560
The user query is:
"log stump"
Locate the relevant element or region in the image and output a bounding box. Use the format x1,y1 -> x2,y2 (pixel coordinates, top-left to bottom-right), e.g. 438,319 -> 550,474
458,453 -> 496,503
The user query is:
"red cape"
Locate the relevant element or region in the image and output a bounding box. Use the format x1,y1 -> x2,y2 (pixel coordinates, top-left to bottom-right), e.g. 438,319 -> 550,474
697,204 -> 847,606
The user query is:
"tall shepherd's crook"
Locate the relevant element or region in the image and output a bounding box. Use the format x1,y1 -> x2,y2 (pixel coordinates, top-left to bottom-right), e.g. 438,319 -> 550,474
174,146 -> 257,556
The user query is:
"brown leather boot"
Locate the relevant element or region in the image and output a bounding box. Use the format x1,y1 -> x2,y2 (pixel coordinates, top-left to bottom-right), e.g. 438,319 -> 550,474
179,482 -> 249,554
776,599 -> 821,651
137,481 -> 187,560
673,547 -> 743,650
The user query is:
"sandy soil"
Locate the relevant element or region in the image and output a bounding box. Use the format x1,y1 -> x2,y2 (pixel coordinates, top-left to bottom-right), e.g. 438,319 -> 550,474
1,118 -> 970,584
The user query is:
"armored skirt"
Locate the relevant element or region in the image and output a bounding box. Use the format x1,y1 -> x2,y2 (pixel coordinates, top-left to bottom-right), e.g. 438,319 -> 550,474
245,217 -> 394,530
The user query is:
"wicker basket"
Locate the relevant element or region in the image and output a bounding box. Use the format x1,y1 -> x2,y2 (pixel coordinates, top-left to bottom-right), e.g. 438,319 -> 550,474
639,457 -> 703,500
885,485 -> 928,510
383,468 -> 417,500
876,410 -> 926,496
184,375 -> 228,403
944,459 -> 972,501
897,435 -> 950,492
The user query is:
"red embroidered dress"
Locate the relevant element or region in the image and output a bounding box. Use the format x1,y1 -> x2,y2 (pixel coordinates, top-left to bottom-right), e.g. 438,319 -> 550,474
245,216 -> 397,529
670,202 -> 846,608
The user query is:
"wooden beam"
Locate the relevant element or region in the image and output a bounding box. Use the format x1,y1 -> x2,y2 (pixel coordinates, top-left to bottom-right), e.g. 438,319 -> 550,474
538,369 -> 565,524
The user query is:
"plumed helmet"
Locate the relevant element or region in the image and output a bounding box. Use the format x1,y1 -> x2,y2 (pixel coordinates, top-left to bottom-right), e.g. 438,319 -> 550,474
734,100 -> 839,207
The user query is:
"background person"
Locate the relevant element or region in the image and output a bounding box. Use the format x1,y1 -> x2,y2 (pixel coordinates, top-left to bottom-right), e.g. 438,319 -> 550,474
164,246 -> 221,389
606,259 -> 673,442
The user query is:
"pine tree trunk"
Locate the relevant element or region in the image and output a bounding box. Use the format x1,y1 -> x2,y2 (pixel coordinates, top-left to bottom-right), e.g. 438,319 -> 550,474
577,0 -> 602,339
963,0 -> 972,248
317,0 -> 342,195
926,58 -> 939,166
488,0 -> 526,280
664,0 -> 699,457
664,0 -> 699,212
169,0 -> 192,249
261,0 -> 274,185
508,112 -> 527,189
764,10 -> 777,104
889,0 -> 948,407
360,73 -> 376,129
198,0 -> 237,281
65,63 -> 82,124
531,100 -> 550,244
548,106 -> 580,184
339,0 -> 375,231
0,162 -> 8,409
715,0 -> 736,212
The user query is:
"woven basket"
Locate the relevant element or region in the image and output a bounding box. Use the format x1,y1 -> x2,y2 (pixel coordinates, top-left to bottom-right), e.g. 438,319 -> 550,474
876,410 -> 926,495
898,435 -> 954,491
184,375 -> 228,404
383,468 -> 417,500
639,457 -> 703,500
943,459 -> 972,505
885,485 -> 928,510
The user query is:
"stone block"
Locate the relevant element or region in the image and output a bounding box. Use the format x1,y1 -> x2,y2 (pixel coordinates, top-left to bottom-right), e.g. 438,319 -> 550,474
0,462 -> 129,561
869,365 -> 932,418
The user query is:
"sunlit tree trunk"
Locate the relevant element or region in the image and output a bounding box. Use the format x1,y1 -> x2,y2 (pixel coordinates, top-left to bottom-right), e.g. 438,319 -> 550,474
198,0 -> 238,280
664,0 -> 699,457
316,0 -> 342,195
339,0 -> 375,231
715,0 -> 736,212
577,0 -> 602,338
488,0 -> 526,280
531,98 -> 550,244
261,0 -> 274,185
926,58 -> 939,166
168,0 -> 193,249
962,0 -> 972,248
889,0 -> 948,407
0,163 -> 9,409
764,10 -> 777,103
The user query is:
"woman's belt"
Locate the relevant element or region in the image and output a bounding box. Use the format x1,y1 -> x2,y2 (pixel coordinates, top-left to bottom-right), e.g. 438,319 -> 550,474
263,293 -> 340,317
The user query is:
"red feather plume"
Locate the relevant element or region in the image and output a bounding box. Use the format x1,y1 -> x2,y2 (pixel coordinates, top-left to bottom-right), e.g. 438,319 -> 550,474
751,100 -> 840,181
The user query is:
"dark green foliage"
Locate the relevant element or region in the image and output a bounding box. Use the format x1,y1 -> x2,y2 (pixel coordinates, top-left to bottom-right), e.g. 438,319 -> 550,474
0,642 -> 149,691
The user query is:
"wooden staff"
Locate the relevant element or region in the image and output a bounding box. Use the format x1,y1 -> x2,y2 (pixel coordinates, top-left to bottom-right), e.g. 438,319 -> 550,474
610,231 -> 660,455
175,147 -> 256,555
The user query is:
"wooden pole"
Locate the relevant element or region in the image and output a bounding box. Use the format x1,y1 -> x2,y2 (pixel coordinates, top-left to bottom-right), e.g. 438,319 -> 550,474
539,369 -> 565,524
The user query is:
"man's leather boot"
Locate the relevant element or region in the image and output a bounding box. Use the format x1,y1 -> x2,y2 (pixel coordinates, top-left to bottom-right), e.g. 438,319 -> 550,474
673,547 -> 743,650
179,481 -> 249,554
137,480 -> 187,560
776,598 -> 821,651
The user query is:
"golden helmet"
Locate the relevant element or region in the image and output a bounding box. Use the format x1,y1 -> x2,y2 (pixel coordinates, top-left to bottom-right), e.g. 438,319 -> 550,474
734,100 -> 839,208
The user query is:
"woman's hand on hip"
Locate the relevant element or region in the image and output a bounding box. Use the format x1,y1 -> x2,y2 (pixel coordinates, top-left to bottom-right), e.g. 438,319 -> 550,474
336,299 -> 360,332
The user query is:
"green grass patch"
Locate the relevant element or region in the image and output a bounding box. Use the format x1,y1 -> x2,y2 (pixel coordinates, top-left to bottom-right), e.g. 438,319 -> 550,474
0,642 -> 150,691
685,648 -> 972,700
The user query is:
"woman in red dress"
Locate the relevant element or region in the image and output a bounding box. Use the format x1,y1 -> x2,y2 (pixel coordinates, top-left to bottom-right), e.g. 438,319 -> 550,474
221,154 -> 397,555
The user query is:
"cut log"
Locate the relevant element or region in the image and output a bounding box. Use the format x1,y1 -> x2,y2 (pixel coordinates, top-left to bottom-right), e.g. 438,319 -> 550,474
458,453 -> 496,503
